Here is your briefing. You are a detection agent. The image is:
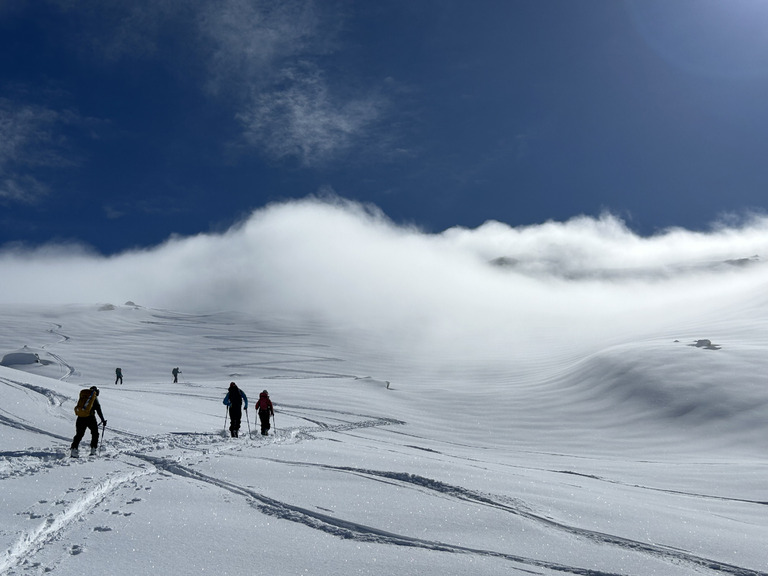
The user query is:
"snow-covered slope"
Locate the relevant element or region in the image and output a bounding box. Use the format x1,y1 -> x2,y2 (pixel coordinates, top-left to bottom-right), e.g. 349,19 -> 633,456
1,301 -> 766,576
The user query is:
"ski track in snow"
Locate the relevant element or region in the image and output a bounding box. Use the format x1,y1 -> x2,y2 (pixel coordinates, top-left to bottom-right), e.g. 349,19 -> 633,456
131,453 -> 617,576
552,470 -> 768,508
0,469 -> 151,575
4,414 -> 766,576
41,324 -> 75,380
0,403 -> 406,574
120,446 -> 768,576
17,405 -> 756,576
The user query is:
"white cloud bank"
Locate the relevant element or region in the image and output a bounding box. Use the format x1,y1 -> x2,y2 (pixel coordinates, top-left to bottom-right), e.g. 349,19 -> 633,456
2,199 -> 767,376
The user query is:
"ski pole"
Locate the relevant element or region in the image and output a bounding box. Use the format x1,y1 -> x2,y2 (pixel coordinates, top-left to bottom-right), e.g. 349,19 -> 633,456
245,408 -> 252,438
224,406 -> 229,436
272,411 -> 277,435
99,420 -> 107,454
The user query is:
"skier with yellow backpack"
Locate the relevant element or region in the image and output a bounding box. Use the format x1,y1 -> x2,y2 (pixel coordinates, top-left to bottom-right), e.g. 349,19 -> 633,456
71,386 -> 107,458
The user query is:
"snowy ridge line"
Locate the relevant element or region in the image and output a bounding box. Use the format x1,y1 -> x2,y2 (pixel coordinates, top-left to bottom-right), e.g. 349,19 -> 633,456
264,459 -> 768,576
0,469 -> 151,574
0,376 -> 70,407
553,470 -> 768,506
127,453 -> 624,576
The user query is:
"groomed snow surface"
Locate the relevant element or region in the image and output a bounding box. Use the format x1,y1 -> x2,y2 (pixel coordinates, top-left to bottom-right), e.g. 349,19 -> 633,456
1,301 -> 766,576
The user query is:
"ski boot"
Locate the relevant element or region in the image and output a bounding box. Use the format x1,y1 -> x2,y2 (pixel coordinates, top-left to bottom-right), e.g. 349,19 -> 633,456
70,448 -> 79,458
90,447 -> 98,456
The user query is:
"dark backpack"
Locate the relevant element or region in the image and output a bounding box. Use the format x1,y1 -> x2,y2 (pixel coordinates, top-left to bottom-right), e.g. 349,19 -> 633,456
74,389 -> 97,417
229,387 -> 242,407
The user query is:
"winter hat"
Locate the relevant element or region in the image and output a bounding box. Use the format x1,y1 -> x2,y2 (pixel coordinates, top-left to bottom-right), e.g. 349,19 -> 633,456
90,386 -> 99,395
229,382 -> 237,388
262,390 -> 268,395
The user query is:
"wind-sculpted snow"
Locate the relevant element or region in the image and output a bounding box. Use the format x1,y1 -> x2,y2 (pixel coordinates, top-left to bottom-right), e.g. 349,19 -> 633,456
0,303 -> 767,576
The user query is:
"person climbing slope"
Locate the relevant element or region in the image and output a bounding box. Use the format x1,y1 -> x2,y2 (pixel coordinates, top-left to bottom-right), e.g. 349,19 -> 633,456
254,390 -> 274,436
71,386 -> 106,457
223,382 -> 248,438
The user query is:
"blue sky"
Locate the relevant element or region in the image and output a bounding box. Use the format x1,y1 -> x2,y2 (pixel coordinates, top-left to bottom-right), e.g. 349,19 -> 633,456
2,0 -> 768,254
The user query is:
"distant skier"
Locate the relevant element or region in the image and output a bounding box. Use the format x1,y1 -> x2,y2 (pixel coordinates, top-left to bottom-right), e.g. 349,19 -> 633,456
71,386 -> 106,458
172,367 -> 180,383
223,382 -> 248,438
115,367 -> 123,385
255,390 -> 274,436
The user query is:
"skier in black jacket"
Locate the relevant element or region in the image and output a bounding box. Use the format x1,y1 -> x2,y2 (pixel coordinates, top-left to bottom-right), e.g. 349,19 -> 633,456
71,386 -> 106,458
223,382 -> 248,437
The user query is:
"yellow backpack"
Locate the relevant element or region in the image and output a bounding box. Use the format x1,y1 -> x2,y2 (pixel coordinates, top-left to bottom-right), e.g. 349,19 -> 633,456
74,388 -> 97,417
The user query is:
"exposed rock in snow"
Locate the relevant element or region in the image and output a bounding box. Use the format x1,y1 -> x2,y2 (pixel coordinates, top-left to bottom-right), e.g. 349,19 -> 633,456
0,346 -> 40,366
690,339 -> 721,350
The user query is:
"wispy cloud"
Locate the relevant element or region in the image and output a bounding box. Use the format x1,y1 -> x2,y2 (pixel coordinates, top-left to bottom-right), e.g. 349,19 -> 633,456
0,99 -> 74,203
197,0 -> 327,94
237,65 -> 388,166
197,0 -> 389,166
13,1 -> 393,171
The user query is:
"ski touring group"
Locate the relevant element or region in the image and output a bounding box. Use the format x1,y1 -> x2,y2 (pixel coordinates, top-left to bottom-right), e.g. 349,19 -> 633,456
70,382 -> 275,457
223,383 -> 275,438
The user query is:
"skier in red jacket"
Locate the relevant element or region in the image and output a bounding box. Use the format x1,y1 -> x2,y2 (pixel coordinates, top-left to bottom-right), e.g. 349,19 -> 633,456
254,390 -> 274,436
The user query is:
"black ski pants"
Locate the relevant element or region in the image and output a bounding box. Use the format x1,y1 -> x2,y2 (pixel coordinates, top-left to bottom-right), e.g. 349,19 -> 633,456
258,410 -> 271,435
71,415 -> 100,449
229,406 -> 242,435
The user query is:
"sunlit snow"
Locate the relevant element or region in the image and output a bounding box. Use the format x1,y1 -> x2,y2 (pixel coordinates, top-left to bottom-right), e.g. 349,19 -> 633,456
1,200 -> 767,575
